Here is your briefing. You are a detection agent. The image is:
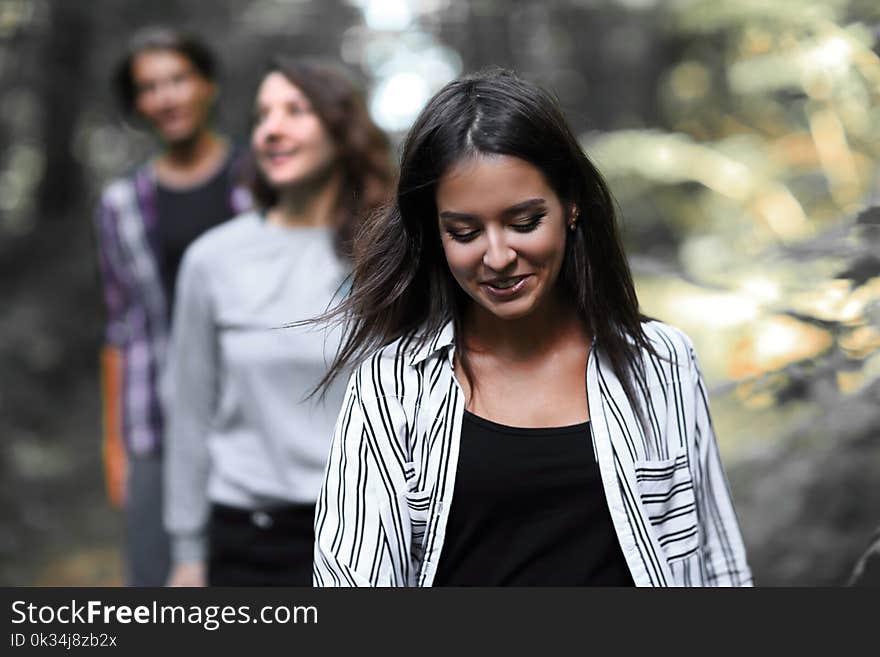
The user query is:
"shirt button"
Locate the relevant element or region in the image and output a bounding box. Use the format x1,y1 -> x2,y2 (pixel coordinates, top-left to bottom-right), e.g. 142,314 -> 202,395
251,511 -> 273,529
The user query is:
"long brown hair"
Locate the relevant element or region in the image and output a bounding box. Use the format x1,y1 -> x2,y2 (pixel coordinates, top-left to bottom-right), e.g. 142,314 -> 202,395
249,57 -> 393,258
318,69 -> 656,428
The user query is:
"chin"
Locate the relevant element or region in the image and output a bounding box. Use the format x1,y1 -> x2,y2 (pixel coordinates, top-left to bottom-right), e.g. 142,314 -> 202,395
266,171 -> 305,189
476,295 -> 539,321
164,127 -> 200,146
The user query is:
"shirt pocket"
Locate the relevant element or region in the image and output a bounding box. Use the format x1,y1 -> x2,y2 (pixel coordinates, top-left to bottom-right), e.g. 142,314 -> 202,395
400,488 -> 432,571
632,449 -> 700,564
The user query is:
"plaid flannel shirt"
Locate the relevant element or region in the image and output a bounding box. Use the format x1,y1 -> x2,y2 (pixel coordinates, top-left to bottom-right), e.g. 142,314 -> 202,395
93,156 -> 251,456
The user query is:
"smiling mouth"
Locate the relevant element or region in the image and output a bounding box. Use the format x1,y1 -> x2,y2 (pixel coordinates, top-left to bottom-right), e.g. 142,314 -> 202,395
488,277 -> 522,288
159,110 -> 187,125
263,149 -> 298,163
481,274 -> 531,298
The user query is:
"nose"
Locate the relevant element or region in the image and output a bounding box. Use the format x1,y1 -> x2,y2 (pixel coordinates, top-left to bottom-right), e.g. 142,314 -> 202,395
255,111 -> 284,143
154,78 -> 180,108
482,228 -> 516,272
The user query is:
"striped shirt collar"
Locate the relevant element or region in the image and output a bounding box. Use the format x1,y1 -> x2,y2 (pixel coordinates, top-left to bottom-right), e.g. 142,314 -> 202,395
408,320 -> 456,367
406,318 -> 602,367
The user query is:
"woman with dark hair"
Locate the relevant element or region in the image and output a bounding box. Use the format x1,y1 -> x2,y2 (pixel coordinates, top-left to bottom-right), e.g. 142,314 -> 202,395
163,58 -> 392,586
94,26 -> 249,587
313,69 -> 752,587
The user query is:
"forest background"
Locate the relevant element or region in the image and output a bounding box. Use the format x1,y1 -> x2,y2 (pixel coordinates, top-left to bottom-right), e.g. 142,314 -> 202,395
1,0 -> 879,585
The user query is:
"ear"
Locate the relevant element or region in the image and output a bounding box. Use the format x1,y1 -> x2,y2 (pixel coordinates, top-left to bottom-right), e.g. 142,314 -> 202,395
208,81 -> 219,103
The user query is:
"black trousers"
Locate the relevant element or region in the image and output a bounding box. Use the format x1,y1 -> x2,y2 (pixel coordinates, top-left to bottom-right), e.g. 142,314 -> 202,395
207,503 -> 315,586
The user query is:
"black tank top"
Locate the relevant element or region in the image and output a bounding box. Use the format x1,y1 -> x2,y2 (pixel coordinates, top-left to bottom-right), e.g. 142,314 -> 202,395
432,411 -> 634,586
155,151 -> 236,311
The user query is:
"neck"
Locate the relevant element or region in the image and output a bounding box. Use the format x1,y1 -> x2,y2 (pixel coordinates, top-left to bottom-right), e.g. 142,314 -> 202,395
267,167 -> 343,228
462,290 -> 587,361
155,130 -> 227,187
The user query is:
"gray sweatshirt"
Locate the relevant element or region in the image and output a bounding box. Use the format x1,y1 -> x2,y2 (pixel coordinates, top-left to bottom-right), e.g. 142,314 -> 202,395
163,211 -> 348,564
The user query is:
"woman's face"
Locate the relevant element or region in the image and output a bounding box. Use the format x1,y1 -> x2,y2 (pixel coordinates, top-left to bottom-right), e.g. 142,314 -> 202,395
251,72 -> 338,190
436,154 -> 575,323
132,49 -> 216,145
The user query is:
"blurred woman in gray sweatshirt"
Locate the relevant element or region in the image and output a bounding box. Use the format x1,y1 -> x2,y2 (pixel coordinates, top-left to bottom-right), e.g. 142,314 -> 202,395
163,58 -> 392,586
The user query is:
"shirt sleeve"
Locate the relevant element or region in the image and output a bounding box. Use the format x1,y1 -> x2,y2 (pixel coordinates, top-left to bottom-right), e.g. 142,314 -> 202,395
93,193 -> 130,491
93,193 -> 129,348
163,248 -> 218,565
688,344 -> 754,587
313,372 -> 405,587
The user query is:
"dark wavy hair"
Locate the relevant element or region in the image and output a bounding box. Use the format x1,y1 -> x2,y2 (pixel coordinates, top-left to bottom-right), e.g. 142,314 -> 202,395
113,26 -> 217,114
248,57 -> 393,258
319,68 -> 656,424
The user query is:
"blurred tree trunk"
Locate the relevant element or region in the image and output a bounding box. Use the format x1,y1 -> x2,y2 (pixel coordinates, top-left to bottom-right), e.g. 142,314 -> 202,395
36,0 -> 91,225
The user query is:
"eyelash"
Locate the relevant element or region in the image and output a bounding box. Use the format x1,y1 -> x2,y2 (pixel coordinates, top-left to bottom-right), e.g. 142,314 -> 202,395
446,213 -> 547,243
253,105 -> 308,124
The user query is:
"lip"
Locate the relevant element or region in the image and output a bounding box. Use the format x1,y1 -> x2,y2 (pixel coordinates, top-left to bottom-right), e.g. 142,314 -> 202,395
158,108 -> 187,124
261,149 -> 299,166
480,274 -> 531,299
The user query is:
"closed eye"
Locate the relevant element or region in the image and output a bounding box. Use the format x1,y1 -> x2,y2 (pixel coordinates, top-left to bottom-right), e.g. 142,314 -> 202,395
446,228 -> 480,243
286,102 -> 310,116
511,212 -> 547,232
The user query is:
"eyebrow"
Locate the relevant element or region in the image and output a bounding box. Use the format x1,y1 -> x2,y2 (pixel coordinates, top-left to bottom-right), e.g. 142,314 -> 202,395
255,97 -> 309,111
438,198 -> 547,221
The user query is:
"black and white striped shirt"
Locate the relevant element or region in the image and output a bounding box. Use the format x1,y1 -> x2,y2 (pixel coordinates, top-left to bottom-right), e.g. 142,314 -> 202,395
313,320 -> 753,587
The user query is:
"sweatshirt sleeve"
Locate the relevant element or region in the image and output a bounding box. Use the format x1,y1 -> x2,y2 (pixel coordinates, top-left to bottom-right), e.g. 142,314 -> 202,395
163,247 -> 218,564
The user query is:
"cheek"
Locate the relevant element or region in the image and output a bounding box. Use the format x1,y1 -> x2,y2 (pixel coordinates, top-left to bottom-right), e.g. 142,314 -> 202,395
184,78 -> 212,104
529,227 -> 567,268
314,129 -> 338,162
441,240 -> 479,282
134,94 -> 155,118
300,117 -> 325,145
250,128 -> 264,154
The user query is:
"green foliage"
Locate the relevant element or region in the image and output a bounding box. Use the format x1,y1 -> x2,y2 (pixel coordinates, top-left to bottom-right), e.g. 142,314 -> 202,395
586,0 -> 880,449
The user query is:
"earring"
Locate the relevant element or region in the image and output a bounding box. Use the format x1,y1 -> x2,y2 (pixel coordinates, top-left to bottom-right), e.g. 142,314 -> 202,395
569,219 -> 577,231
